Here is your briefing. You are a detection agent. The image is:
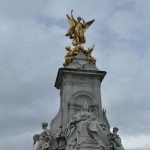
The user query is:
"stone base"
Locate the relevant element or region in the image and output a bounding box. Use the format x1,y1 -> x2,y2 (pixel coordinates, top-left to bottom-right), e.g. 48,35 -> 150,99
78,143 -> 101,150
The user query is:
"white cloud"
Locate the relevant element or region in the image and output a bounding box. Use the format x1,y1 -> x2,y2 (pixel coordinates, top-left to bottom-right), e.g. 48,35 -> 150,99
122,134 -> 150,149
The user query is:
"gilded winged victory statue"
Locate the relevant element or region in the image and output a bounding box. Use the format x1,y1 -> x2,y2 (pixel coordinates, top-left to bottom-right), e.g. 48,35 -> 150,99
65,10 -> 95,46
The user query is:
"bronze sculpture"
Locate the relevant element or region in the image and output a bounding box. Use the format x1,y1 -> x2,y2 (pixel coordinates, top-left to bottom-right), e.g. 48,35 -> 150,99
66,10 -> 95,46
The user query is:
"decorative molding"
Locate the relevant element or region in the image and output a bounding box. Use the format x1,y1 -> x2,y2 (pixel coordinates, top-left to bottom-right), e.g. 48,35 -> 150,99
69,91 -> 96,105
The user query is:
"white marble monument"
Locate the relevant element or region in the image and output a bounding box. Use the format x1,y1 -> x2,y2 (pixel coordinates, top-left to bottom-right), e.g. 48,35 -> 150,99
33,10 -> 124,150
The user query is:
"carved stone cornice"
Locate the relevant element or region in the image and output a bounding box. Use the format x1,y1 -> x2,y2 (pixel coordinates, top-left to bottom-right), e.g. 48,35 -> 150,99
55,67 -> 106,89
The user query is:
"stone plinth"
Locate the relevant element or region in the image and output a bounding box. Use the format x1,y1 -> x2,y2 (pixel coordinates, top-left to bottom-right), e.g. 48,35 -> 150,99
52,54 -> 106,133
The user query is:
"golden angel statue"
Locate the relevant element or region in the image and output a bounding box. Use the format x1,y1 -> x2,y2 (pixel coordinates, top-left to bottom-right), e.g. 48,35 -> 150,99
65,10 -> 95,46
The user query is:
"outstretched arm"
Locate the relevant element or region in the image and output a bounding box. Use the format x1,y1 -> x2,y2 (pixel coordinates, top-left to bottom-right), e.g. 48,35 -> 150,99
81,18 -> 85,24
71,9 -> 75,20
92,44 -> 95,49
81,17 -> 86,28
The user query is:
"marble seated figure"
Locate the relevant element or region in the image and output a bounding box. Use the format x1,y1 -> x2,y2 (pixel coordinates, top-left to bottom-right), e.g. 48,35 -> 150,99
65,102 -> 110,150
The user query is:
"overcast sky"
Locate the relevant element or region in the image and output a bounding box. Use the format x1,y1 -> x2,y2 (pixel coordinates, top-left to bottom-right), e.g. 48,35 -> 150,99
0,0 -> 150,150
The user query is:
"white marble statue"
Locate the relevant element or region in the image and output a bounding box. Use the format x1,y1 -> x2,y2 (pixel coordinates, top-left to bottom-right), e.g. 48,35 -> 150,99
108,127 -> 124,150
65,102 -> 110,150
33,122 -> 58,150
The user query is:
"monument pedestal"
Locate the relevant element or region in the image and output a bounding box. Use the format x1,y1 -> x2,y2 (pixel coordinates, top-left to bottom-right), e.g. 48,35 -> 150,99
51,54 -> 107,133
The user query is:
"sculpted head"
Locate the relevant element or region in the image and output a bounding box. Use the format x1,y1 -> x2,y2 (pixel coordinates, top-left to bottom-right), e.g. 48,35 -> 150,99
77,17 -> 81,22
42,122 -> 48,129
82,102 -> 89,111
113,127 -> 119,133
65,46 -> 71,51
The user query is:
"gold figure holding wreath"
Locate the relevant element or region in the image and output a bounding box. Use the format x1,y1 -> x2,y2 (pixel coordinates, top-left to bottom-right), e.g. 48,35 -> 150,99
84,44 -> 96,64
65,10 -> 95,46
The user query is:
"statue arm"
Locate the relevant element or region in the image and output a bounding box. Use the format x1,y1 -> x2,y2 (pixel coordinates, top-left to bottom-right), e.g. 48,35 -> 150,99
33,134 -> 40,144
81,18 -> 85,24
70,118 -> 82,125
71,9 -> 76,22
81,18 -> 86,28
92,44 -> 95,50
70,114 -> 85,125
87,44 -> 95,53
75,118 -> 85,123
82,18 -> 85,23
110,133 -> 117,140
65,10 -> 76,32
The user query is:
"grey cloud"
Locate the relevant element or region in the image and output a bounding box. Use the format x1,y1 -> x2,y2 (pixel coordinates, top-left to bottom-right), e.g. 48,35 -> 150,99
36,15 -> 67,29
0,0 -> 150,149
0,0 -> 44,20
